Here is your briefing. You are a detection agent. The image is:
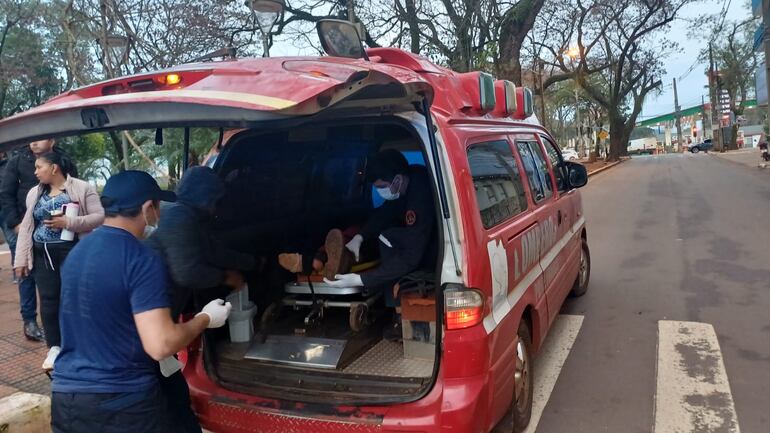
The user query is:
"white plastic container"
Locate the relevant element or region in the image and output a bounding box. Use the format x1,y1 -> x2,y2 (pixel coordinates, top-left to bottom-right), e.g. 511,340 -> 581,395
226,284 -> 250,311
60,202 -> 79,241
228,301 -> 257,343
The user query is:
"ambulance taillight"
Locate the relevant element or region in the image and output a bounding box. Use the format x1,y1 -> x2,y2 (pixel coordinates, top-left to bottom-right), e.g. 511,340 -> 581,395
445,285 -> 485,330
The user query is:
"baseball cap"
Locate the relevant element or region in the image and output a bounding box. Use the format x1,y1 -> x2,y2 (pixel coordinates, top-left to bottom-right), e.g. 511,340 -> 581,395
101,170 -> 176,213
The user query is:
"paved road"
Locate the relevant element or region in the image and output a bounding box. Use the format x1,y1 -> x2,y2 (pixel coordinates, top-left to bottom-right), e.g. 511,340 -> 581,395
529,153 -> 770,433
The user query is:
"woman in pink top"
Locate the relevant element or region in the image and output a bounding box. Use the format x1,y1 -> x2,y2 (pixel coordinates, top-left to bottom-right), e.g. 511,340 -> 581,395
14,152 -> 104,370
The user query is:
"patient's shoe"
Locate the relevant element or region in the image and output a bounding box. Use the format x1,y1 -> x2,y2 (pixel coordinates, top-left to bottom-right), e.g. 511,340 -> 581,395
324,229 -> 353,279
278,253 -> 303,273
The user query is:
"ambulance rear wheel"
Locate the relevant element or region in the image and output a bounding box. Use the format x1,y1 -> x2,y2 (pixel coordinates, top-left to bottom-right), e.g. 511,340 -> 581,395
490,320 -> 534,433
570,240 -> 590,297
349,303 -> 368,332
512,320 -> 534,433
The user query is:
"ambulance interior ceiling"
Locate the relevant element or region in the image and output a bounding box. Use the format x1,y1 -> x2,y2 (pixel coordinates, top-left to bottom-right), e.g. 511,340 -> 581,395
211,122 -> 428,244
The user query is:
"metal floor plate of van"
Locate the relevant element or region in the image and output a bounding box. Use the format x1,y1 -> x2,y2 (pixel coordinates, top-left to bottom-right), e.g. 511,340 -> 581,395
342,340 -> 433,378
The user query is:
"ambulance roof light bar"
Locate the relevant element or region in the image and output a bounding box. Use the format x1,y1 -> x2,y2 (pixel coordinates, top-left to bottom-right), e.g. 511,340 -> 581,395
458,71 -> 496,114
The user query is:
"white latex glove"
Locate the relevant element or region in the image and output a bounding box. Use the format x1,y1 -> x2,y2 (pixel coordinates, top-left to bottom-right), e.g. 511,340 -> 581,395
345,234 -> 363,261
323,273 -> 364,288
196,299 -> 232,328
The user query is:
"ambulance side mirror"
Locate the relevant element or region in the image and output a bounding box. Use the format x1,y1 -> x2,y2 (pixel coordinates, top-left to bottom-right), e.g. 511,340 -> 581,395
566,162 -> 588,189
317,19 -> 368,60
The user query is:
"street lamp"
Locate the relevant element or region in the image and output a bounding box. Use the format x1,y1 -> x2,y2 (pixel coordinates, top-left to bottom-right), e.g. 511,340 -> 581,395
106,34 -> 129,61
248,0 -> 285,57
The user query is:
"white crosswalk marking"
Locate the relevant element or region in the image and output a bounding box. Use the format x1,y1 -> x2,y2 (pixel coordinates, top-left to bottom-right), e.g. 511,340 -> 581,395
523,314 -> 584,433
654,321 -> 740,433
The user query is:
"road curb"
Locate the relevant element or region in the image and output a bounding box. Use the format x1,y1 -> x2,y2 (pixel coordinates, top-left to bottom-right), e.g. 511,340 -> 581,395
587,158 -> 627,177
0,392 -> 51,433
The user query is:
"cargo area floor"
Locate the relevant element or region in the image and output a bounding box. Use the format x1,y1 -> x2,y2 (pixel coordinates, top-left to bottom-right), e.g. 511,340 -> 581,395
343,340 -> 433,378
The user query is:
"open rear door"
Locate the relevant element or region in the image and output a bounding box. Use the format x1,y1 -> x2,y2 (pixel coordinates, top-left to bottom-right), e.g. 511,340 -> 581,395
0,58 -> 433,151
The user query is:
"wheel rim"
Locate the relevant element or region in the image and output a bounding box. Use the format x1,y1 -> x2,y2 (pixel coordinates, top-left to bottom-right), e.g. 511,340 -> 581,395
579,247 -> 588,288
514,339 -> 530,409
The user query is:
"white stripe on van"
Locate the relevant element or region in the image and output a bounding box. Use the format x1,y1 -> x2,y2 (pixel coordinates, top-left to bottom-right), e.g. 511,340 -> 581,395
483,216 -> 585,334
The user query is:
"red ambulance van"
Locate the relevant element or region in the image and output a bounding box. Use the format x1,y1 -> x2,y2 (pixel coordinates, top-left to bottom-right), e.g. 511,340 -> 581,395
0,20 -> 590,433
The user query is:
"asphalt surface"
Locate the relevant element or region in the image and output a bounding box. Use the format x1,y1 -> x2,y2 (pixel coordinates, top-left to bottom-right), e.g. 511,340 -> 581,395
534,153 -> 770,433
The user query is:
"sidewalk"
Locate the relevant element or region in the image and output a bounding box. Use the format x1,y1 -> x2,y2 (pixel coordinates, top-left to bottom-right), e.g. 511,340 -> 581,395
0,250 -> 50,399
582,156 -> 629,177
711,148 -> 768,169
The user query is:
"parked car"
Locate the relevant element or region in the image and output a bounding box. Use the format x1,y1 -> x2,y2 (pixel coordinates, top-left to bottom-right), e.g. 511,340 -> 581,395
0,20 -> 591,433
562,148 -> 580,161
689,139 -> 713,153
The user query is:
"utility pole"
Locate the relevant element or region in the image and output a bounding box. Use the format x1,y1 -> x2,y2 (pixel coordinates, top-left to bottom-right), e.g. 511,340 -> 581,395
673,78 -> 683,153
575,86 -> 582,157
708,42 -> 723,153
762,0 -> 770,140
537,59 -> 547,125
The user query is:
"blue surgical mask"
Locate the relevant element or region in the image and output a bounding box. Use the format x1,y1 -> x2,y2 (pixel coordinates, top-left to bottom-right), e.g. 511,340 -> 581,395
376,175 -> 402,201
376,186 -> 399,201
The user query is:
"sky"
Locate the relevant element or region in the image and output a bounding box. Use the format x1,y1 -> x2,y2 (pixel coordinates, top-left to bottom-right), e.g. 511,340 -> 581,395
640,0 -> 755,121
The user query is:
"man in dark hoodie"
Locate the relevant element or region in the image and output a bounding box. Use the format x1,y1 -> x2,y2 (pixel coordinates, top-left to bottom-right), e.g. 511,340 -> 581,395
145,166 -> 254,433
0,139 -> 78,342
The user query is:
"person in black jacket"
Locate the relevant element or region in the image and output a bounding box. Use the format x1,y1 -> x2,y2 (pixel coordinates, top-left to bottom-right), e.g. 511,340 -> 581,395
317,150 -> 437,339
145,166 -> 255,433
0,139 -> 78,342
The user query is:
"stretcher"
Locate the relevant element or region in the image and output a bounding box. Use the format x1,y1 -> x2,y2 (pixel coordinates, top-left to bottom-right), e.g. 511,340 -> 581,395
263,260 -> 380,332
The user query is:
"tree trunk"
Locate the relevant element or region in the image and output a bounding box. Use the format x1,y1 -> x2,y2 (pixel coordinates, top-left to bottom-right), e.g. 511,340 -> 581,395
404,0 -> 421,54
606,115 -> 627,162
497,34 -> 523,83
108,131 -> 125,172
498,0 -> 545,84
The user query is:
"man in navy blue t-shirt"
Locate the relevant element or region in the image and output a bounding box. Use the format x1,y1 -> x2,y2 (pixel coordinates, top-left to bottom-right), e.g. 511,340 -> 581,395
51,171 -> 233,433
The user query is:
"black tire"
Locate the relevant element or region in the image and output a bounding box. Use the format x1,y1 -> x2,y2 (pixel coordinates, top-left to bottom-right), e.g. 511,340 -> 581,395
691,147 -> 700,154
512,320 -> 534,432
570,240 -> 590,297
349,303 -> 368,332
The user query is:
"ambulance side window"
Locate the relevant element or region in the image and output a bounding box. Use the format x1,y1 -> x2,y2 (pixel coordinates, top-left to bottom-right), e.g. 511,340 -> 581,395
467,140 -> 528,229
516,141 -> 554,203
542,138 -> 568,193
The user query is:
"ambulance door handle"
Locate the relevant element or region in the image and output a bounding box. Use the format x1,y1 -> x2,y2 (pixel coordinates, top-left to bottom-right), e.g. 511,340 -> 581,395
557,210 -> 562,225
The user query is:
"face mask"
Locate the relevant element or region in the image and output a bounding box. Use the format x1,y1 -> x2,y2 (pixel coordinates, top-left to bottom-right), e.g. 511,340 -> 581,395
142,205 -> 159,238
376,175 -> 402,201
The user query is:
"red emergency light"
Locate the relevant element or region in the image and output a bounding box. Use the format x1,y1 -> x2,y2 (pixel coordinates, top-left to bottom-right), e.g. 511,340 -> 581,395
513,87 -> 534,120
458,71 -> 496,114
493,80 -> 517,116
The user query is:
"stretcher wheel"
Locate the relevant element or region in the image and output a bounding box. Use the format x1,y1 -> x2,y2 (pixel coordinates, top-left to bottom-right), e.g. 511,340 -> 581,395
260,302 -> 281,330
349,303 -> 368,332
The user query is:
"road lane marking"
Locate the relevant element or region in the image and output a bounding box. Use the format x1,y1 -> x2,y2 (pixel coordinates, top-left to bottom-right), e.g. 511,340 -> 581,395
654,321 -> 740,433
523,314 -> 584,433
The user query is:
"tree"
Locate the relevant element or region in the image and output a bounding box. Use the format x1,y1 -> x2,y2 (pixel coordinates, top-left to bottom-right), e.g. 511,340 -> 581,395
0,1 -> 62,119
695,17 -> 758,150
535,0 -> 693,161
